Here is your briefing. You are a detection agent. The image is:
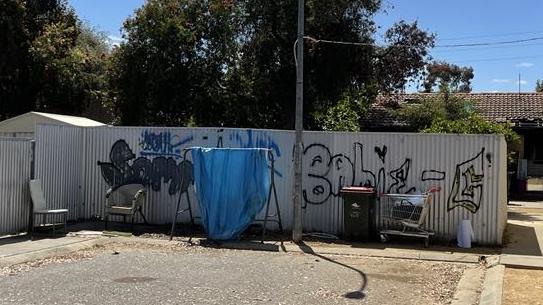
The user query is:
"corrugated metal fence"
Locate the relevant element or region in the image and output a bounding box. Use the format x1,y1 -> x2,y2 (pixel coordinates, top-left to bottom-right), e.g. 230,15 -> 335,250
0,137 -> 32,234
35,125 -> 84,223
34,124 -> 507,244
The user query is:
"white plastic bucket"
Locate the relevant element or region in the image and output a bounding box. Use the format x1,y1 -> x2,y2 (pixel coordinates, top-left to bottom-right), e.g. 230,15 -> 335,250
457,219 -> 473,248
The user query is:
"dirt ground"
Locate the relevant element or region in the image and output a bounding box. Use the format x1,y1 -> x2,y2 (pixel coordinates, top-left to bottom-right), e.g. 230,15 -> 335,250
503,267 -> 543,305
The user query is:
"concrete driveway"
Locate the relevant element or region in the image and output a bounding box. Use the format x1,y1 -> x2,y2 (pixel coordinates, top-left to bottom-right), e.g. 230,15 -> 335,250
0,242 -> 467,305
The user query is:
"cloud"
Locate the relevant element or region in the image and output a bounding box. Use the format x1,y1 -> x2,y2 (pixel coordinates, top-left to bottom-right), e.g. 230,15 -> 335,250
492,79 -> 510,83
515,80 -> 528,85
107,35 -> 125,47
515,62 -> 534,68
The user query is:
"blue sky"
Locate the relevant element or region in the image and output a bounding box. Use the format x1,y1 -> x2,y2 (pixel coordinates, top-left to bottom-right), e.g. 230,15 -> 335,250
69,0 -> 543,92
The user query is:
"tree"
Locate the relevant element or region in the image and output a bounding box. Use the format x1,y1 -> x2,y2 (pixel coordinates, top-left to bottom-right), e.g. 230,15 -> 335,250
423,114 -> 519,145
109,0 -> 240,126
316,90 -> 367,132
235,1 -> 435,129
422,61 -> 474,93
111,0 -> 435,128
0,0 -> 111,121
30,22 -> 111,118
536,80 -> 543,92
398,88 -> 474,130
398,88 -> 519,145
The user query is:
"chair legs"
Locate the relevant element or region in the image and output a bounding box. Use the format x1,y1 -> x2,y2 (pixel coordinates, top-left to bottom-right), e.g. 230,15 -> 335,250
105,209 -> 147,233
30,213 -> 35,240
138,207 -> 148,225
31,213 -> 68,239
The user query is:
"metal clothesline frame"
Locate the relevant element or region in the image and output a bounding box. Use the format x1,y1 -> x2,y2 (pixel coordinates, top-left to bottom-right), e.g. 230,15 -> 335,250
169,147 -> 283,243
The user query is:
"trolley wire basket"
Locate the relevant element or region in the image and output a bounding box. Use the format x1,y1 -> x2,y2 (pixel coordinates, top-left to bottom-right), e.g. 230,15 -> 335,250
378,187 -> 439,247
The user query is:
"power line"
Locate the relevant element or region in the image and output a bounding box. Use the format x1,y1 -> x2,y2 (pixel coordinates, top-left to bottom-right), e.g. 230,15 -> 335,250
432,42 -> 543,53
448,54 -> 543,64
304,36 -> 375,47
305,35 -> 543,49
438,30 -> 543,41
304,35 -> 543,65
437,36 -> 543,48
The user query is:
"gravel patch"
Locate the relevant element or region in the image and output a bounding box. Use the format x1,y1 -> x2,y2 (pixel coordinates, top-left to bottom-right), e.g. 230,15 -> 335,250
0,239 -> 469,305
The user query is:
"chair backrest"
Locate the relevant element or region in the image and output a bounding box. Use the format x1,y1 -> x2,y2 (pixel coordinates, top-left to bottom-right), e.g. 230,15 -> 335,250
110,184 -> 146,207
29,179 -> 47,211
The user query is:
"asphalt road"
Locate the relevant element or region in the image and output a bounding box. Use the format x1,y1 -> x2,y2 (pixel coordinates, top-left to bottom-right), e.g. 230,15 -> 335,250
0,246 -> 465,305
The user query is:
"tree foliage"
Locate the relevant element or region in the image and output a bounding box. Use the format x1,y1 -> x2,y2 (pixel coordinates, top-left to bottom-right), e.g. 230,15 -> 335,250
423,61 -> 474,93
1,0 -> 436,128
398,89 -> 473,130
398,89 -> 519,144
110,0 -> 435,128
0,0 -> 110,121
109,0 -> 240,126
317,91 -> 368,132
536,79 -> 543,93
423,114 -> 519,145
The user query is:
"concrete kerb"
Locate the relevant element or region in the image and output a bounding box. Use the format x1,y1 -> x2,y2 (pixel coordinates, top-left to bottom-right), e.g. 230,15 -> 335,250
138,236 -> 485,264
0,235 -> 486,268
499,254 -> 543,269
225,240 -> 484,264
0,237 -> 112,268
450,267 -> 486,305
479,265 -> 505,305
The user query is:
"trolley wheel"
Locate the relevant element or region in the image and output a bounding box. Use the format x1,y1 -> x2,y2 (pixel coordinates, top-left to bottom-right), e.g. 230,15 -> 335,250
424,237 -> 430,248
380,234 -> 390,243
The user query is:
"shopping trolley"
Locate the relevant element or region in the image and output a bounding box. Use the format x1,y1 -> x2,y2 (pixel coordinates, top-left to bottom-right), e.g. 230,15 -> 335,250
378,187 -> 439,247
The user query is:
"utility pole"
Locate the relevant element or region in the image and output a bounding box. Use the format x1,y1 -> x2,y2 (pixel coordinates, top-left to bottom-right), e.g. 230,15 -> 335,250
292,0 -> 304,242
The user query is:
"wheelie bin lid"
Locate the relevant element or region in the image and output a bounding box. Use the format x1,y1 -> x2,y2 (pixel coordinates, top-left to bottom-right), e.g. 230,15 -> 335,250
340,186 -> 375,194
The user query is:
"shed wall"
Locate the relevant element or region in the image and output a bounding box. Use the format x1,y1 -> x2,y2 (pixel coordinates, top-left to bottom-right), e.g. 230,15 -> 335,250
0,138 -> 32,234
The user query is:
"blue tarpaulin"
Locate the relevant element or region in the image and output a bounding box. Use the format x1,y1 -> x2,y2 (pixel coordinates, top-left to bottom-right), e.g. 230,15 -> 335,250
191,148 -> 271,240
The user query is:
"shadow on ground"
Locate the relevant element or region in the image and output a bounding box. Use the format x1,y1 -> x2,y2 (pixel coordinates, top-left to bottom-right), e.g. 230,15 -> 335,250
296,241 -> 367,299
508,210 -> 543,222
502,223 -> 542,256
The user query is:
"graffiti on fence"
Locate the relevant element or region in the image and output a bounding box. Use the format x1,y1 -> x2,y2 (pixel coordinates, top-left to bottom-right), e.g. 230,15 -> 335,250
302,142 -> 488,213
303,142 -> 416,208
98,140 -> 193,195
231,129 -> 282,177
374,145 -> 387,163
139,130 -> 193,159
302,143 -> 355,206
447,148 -> 485,213
388,159 -> 415,194
421,170 -> 446,181
99,129 -> 489,214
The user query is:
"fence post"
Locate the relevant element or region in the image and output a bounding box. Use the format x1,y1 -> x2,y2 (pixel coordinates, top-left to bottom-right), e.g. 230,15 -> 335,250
27,140 -> 35,233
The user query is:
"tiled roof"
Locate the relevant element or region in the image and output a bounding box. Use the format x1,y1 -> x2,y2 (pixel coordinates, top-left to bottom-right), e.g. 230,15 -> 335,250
362,93 -> 543,129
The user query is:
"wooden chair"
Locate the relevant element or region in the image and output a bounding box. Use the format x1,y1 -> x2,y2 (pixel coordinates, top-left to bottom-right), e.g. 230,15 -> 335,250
104,184 -> 148,231
29,179 -> 68,238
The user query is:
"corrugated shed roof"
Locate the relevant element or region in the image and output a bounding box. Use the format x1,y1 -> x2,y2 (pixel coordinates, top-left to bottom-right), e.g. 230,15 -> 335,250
31,112 -> 105,127
0,112 -> 105,128
0,112 -> 106,134
363,93 -> 543,129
